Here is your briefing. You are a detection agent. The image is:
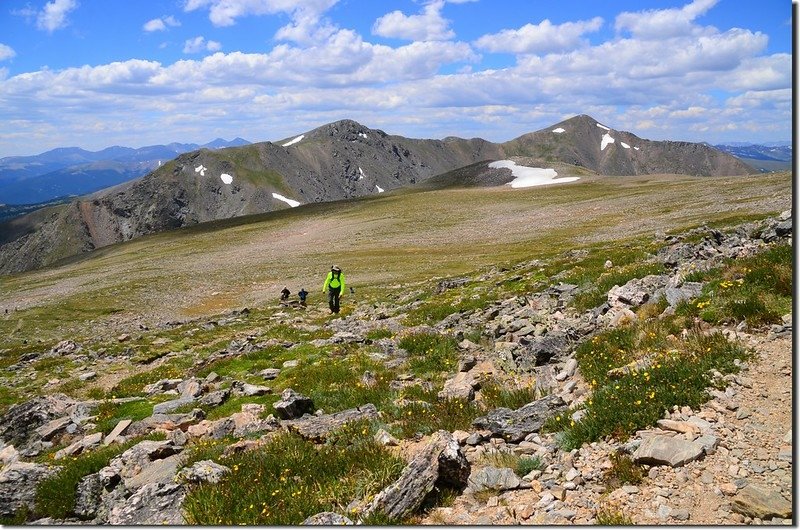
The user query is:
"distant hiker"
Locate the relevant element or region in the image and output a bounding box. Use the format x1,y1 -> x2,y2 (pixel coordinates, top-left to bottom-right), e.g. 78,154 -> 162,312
280,286 -> 290,301
322,265 -> 345,314
298,288 -> 308,306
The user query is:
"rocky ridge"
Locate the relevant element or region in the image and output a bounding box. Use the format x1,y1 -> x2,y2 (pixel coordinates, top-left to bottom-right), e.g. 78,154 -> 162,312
0,212 -> 792,525
0,114 -> 756,275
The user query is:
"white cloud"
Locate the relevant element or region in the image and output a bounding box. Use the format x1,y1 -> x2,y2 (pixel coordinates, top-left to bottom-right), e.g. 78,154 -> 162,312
0,44 -> 16,62
143,15 -> 181,32
475,17 -> 603,54
184,0 -> 338,30
0,0 -> 791,156
183,37 -> 222,54
36,0 -> 79,33
373,0 -> 454,41
615,0 -> 719,39
143,19 -> 166,32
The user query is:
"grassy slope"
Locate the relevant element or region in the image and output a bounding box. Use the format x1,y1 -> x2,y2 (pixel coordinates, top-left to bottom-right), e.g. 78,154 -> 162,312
0,171 -> 790,349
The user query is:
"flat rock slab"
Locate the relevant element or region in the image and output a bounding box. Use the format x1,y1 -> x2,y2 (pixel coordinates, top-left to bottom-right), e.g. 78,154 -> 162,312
731,485 -> 792,520
467,466 -> 521,492
104,419 -> 133,446
632,435 -> 705,467
283,404 -> 379,442
107,483 -> 186,525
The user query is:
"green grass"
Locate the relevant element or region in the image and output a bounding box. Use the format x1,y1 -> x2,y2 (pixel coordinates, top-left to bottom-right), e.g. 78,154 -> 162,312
548,324 -> 752,449
674,243 -> 791,328
93,399 -> 156,434
480,451 -> 543,477
182,428 -> 404,525
479,379 -> 540,410
396,332 -> 458,379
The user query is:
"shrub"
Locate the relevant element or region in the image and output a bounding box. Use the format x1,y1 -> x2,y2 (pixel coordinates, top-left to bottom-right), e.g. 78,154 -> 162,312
603,450 -> 644,488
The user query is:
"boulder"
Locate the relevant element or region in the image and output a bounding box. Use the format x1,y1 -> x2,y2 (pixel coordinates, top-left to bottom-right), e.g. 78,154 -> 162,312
515,331 -> 569,370
731,485 -> 792,520
632,435 -> 705,467
176,460 -> 231,485
0,461 -> 59,516
467,465 -> 521,492
361,430 -> 469,521
283,404 -> 379,442
273,389 -> 314,420
0,394 -> 76,452
472,394 -> 568,443
107,483 -> 186,525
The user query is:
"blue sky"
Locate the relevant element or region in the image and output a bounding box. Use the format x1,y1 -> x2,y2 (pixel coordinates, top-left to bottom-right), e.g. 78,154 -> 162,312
0,0 -> 793,157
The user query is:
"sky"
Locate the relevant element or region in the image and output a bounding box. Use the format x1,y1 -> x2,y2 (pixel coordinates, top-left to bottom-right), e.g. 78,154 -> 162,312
0,0 -> 793,157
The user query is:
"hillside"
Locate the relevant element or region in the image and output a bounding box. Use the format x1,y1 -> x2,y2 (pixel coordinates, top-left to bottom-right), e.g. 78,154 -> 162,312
0,171 -> 790,524
0,115 -> 756,275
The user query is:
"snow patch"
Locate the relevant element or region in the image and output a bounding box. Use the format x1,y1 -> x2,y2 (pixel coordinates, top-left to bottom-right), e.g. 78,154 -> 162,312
376,185 -> 384,193
282,134 -> 304,147
600,133 -> 615,151
358,167 -> 365,180
620,142 -> 631,149
194,164 -> 207,176
488,160 -> 579,188
596,123 -> 611,131
359,132 -> 368,139
220,173 -> 233,184
634,146 -> 640,151
552,128 -> 566,133
272,193 -> 300,207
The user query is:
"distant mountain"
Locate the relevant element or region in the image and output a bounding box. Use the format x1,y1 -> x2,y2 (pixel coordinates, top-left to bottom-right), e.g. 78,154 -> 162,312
0,138 -> 252,204
0,115 -> 755,274
713,143 -> 792,172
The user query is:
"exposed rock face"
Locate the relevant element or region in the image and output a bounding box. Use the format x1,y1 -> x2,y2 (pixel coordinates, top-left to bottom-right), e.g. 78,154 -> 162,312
107,483 -> 186,525
0,395 -> 79,455
0,462 -> 59,516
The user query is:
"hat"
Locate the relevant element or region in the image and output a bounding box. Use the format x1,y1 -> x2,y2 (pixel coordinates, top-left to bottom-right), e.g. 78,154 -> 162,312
331,265 -> 341,272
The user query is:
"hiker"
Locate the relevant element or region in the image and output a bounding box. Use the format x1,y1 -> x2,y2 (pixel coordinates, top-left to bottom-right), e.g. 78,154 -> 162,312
298,288 -> 308,306
280,286 -> 290,301
322,265 -> 345,314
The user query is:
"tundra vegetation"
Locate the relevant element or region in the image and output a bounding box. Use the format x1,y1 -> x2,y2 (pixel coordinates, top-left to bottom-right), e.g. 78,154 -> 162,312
0,169 -> 790,524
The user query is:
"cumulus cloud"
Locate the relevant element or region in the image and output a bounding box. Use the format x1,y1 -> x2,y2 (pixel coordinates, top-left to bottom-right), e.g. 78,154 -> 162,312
373,0 -> 454,41
36,0 -> 79,33
143,15 -> 181,32
475,17 -> 603,54
0,0 -> 791,156
0,44 -> 16,62
183,37 -> 222,54
615,0 -> 719,39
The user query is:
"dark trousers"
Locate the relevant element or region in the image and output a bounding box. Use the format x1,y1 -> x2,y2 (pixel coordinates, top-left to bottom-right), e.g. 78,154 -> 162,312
328,287 -> 341,313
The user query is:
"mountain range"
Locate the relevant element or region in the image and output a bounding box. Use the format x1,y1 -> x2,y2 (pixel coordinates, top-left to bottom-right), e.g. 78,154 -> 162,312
713,143 -> 792,172
0,138 -> 250,205
0,115 -> 757,275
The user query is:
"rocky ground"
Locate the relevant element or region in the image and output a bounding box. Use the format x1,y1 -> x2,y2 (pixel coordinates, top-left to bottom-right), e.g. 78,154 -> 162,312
421,332 -> 793,525
0,212 -> 792,525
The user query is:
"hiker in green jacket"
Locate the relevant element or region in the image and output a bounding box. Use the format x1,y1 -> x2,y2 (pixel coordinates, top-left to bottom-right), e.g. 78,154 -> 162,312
322,265 -> 345,314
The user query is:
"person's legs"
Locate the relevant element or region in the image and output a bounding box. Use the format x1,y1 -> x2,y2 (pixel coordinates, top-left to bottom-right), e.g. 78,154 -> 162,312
329,287 -> 341,313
